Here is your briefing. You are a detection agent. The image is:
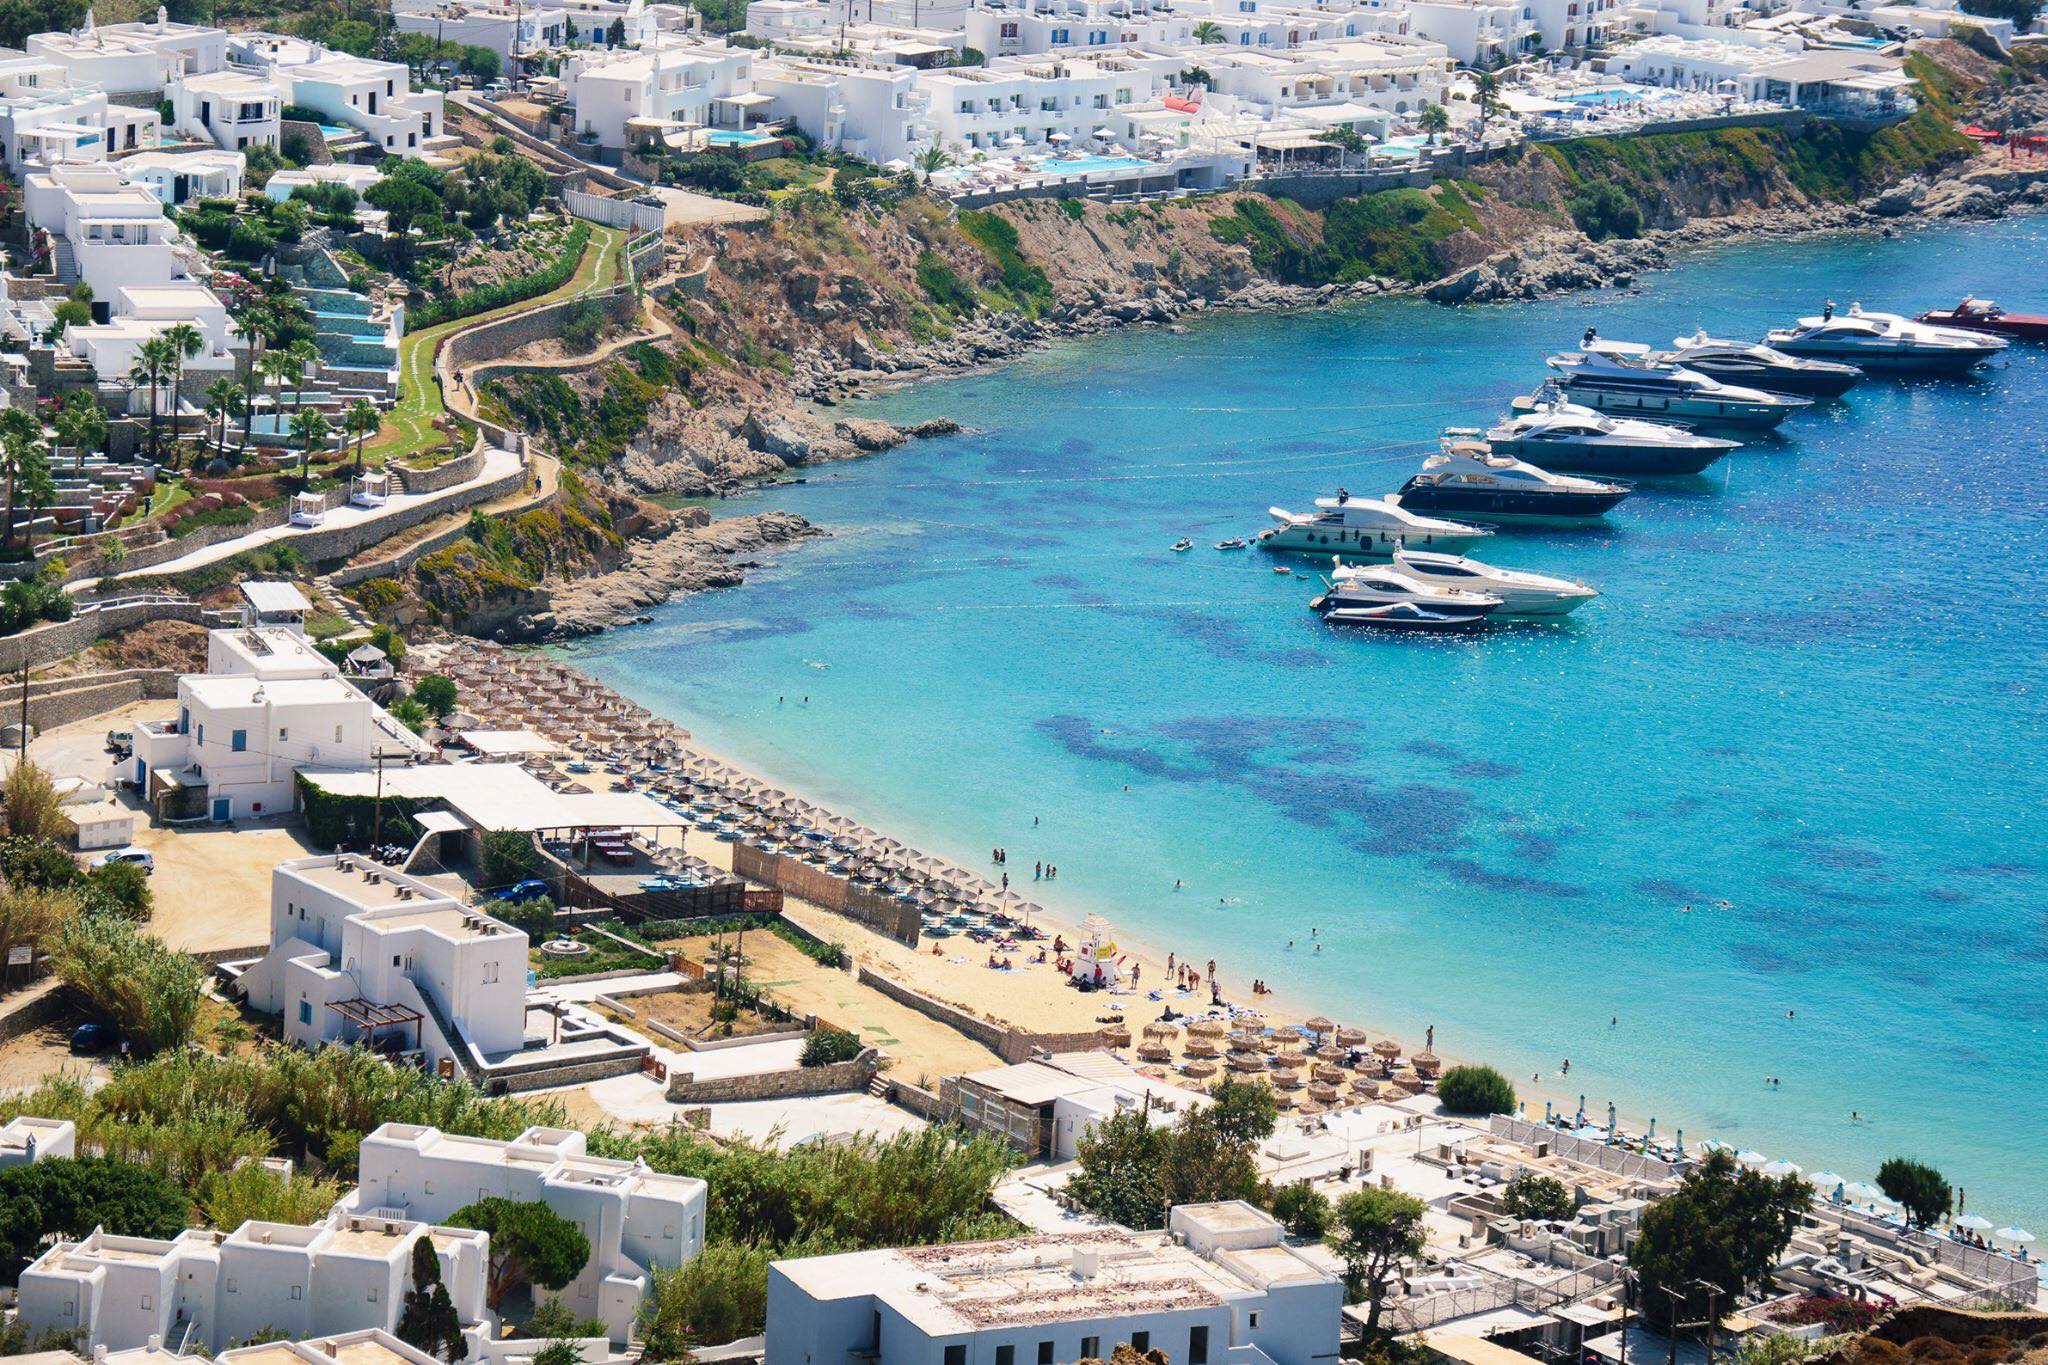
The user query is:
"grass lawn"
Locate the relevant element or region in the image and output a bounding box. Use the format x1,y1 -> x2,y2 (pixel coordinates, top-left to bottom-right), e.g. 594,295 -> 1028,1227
365,222 -> 626,465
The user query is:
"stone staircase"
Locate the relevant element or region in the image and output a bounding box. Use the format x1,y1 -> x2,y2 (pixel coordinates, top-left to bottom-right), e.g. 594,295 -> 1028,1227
312,574 -> 374,634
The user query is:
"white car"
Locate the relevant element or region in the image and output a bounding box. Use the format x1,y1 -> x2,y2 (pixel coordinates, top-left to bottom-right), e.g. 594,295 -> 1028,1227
92,848 -> 154,875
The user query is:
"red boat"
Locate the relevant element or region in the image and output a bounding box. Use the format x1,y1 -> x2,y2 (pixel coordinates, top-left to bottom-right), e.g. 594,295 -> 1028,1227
1916,297 -> 2048,341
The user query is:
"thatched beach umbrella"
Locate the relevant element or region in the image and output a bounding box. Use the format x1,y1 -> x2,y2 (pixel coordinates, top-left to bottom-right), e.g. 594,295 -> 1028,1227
1188,1018 -> 1228,1038
1273,1070 -> 1303,1090
1412,1051 -> 1443,1078
1372,1039 -> 1402,1060
1137,1042 -> 1172,1064
1309,1082 -> 1339,1105
1314,1064 -> 1345,1085
1273,1049 -> 1307,1069
1316,1045 -> 1347,1065
1182,1058 -> 1219,1079
1099,1025 -> 1132,1047
1184,1038 -> 1221,1060
1303,1016 -> 1336,1038
1228,1054 -> 1265,1074
1143,1021 -> 1180,1041
1337,1027 -> 1369,1048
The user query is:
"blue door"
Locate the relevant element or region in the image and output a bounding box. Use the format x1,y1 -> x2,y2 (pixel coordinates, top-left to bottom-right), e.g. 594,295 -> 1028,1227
133,758 -> 145,786
212,797 -> 231,822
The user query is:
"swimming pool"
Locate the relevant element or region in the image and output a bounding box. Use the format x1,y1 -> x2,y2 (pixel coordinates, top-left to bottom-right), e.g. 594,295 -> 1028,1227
704,129 -> 779,147
1048,154 -> 1152,176
1563,86 -> 1671,107
319,125 -> 355,139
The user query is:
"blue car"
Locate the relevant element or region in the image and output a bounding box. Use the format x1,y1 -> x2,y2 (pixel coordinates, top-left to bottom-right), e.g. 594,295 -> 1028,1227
70,1022 -> 118,1054
495,880 -> 551,904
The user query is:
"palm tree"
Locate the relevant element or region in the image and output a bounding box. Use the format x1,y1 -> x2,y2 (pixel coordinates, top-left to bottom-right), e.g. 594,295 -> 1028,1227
289,410 -> 331,489
344,399 -> 381,476
912,145 -> 953,184
53,393 -> 107,474
257,350 -> 297,449
1472,71 -> 1504,143
128,334 -> 178,467
204,377 -> 244,464
285,339 -> 320,420
1418,104 -> 1450,145
0,408 -> 46,556
159,321 -> 205,458
1192,19 -> 1224,42
231,299 -> 276,454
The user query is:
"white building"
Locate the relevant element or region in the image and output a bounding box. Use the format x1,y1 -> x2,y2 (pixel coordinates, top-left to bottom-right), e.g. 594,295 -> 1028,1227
344,1122 -> 709,1341
917,53 -> 1165,154
62,280 -> 238,389
1603,33 -> 1914,115
266,162 -> 385,202
229,36 -> 446,156
17,1209 -> 492,1356
23,162 -> 184,303
1193,34 -> 1451,123
169,68 -> 283,150
392,0 -> 569,61
26,11 -> 228,96
128,583 -> 429,821
1521,0 -> 1618,52
239,855 -> 532,1067
562,38 -> 758,149
0,50 -> 161,170
764,1202 -> 1344,1365
752,55 -> 926,162
1404,0 -> 1534,63
117,146 -> 246,204
0,1114 -> 75,1169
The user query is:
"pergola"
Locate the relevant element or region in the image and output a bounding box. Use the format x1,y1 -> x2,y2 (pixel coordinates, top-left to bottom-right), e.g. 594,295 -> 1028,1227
328,998 -> 423,1053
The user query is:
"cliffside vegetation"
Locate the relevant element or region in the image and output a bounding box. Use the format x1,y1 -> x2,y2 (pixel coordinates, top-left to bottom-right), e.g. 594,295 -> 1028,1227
409,472 -> 622,625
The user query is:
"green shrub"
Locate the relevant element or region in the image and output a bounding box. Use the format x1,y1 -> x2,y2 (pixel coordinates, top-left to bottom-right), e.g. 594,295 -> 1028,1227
49,914 -> 203,1055
408,223 -> 591,331
1566,181 -> 1645,241
1270,1180 -> 1332,1238
799,1027 -> 862,1067
1435,1064 -> 1517,1115
914,251 -> 976,313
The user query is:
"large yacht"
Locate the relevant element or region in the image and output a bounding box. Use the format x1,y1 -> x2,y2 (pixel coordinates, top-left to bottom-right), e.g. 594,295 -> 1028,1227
1486,397 -> 1737,476
1390,548 -> 1599,617
1311,563 -> 1501,623
1764,304 -> 2007,372
1664,332 -> 1864,397
1546,341 -> 1813,428
1260,492 -> 1493,558
1392,439 -> 1631,524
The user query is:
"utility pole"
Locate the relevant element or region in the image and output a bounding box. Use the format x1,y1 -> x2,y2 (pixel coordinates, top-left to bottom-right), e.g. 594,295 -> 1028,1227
1661,1286 -> 1685,1365
1698,1282 -> 1721,1365
16,666 -> 27,754
371,751 -> 386,847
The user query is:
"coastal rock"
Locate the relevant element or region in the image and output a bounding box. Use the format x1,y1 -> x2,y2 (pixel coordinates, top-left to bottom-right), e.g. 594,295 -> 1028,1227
835,417 -> 908,452
1868,178 -> 1930,218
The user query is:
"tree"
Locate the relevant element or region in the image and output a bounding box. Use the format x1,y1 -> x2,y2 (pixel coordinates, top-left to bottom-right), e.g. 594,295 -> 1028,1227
606,16 -> 627,44
413,674 -> 459,719
366,174 -> 442,244
285,339 -> 320,419
391,698 -> 431,734
0,882 -> 79,973
397,1230 -> 470,1361
1471,70 -> 1505,142
129,334 -> 178,465
531,1343 -> 582,1365
1959,0 -> 2043,25
1192,19 -> 1224,41
1435,1064 -> 1516,1115
257,348 -> 298,444
1418,104 -> 1450,144
1315,125 -> 1369,165
53,392 -> 108,473
3,758 -> 65,843
1327,1187 -> 1426,1330
160,321 -> 206,457
206,377 -> 246,463
1631,1149 -> 1812,1333
49,914 -> 203,1054
0,1157 -> 191,1259
0,408 -> 51,555
448,1197 -> 591,1310
1067,1104 -> 1169,1230
460,45 -> 501,81
291,410 -> 332,487
84,858 -> 153,920
527,1297 -> 607,1342
1504,1172 -> 1574,1222
1270,1180 -> 1331,1238
194,1163 -> 348,1230
641,1243 -> 772,1356
912,145 -> 953,183
346,398 -> 382,474
1876,1158 -> 1952,1230
1206,1077 -> 1278,1145
1157,1106 -> 1262,1212
800,1026 -> 862,1067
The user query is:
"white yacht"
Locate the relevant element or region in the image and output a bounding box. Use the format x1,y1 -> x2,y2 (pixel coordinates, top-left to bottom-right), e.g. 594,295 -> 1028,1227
1764,304 -> 2007,373
1313,564 -> 1502,623
1395,439 -> 1631,523
1261,492 -> 1493,559
1546,341 -> 1813,428
1486,398 -> 1737,476
1389,548 -> 1598,617
1664,331 -> 1863,397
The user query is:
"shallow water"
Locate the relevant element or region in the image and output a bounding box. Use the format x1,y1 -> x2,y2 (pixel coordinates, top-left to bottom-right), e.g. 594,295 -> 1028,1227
565,217 -> 2048,1227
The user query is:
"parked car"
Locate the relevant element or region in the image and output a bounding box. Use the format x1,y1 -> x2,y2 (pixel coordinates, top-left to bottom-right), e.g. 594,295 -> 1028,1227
105,728 -> 132,757
70,1021 -> 118,1053
91,848 -> 155,875
494,879 -> 551,904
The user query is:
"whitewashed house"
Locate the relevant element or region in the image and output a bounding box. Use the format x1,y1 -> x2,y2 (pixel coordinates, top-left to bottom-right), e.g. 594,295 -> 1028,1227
764,1202 -> 1343,1365
561,38 -> 758,149
344,1122 -> 709,1341
392,0 -> 569,61
168,68 -> 283,150
117,147 -> 246,204
229,35 -> 446,156
16,1210 -> 491,1356
0,50 -> 160,170
0,1114 -> 76,1170
751,56 -> 926,164
26,10 -> 226,96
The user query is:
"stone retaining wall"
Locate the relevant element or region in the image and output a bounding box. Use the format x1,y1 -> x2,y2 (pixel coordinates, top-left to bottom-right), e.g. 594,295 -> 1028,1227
329,480 -> 558,589
0,601 -> 211,674
732,843 -> 920,944
1242,166 -> 1434,209
886,1077 -> 951,1124
494,1052 -> 649,1094
664,1047 -> 878,1103
441,287 -> 640,377
0,981 -> 66,1046
855,966 -> 1003,1052
394,446 -> 484,495
99,505 -> 292,582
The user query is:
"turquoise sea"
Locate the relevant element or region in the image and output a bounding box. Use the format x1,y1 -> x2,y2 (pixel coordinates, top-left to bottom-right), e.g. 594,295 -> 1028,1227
565,217 -> 2048,1228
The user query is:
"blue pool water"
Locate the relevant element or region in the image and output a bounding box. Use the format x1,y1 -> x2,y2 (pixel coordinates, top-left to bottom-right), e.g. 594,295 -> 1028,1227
1565,87 -> 1668,106
705,129 -> 780,147
1051,154 -> 1154,175
565,217 -> 2048,1225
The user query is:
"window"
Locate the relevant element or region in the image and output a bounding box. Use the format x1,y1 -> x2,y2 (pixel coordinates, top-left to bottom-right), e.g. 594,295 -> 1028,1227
298,1000 -> 312,1025
1131,1334 -> 1150,1353
996,1349 -> 1015,1365
1247,1311 -> 1261,1329
279,727 -> 288,740
368,1287 -> 379,1302
140,1295 -> 152,1310
226,1278 -> 237,1294
393,955 -> 402,968
1038,1346 -> 1054,1365
196,723 -> 205,745
290,1286 -> 303,1301
231,729 -> 246,752
1081,1339 -> 1100,1359
1190,1326 -> 1210,1364
335,724 -> 345,743
483,962 -> 499,984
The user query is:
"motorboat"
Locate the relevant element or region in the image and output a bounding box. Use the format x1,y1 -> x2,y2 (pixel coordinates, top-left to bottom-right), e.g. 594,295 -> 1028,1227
1664,331 -> 1864,398
1390,547 -> 1599,617
1915,297 -> 2048,342
1393,439 -> 1631,524
1487,397 -> 1737,476
1547,341 -> 1813,428
1215,538 -> 1247,550
1312,563 -> 1501,621
1260,491 -> 1493,559
1170,538 -> 1193,552
1320,602 -> 1490,632
1764,304 -> 2007,372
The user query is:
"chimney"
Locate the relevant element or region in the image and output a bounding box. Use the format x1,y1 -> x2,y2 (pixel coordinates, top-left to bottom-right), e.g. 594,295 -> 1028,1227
1071,1248 -> 1100,1280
